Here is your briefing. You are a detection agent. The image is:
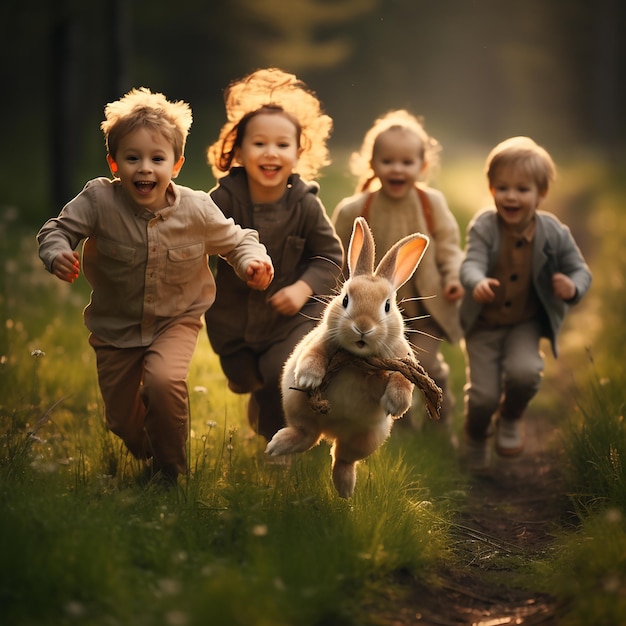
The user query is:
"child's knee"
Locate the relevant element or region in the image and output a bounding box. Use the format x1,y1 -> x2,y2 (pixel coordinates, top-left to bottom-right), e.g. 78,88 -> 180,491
507,364 -> 542,394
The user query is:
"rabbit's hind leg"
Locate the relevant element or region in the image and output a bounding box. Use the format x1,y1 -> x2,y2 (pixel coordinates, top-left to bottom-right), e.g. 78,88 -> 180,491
265,426 -> 321,456
331,458 -> 357,499
330,422 -> 392,497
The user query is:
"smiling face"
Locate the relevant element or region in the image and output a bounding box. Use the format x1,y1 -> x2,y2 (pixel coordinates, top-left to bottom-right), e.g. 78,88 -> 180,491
370,127 -> 425,200
236,112 -> 299,203
107,127 -> 184,212
490,163 -> 547,230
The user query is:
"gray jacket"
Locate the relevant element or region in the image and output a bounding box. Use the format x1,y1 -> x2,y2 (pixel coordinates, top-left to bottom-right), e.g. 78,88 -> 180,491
460,208 -> 592,356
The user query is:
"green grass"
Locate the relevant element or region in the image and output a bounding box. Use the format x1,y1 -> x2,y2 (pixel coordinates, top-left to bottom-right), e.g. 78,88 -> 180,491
2,155 -> 625,625
524,162 -> 626,625
0,222 -> 465,625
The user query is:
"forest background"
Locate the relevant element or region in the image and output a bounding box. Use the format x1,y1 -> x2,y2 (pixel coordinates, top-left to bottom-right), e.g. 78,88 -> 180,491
2,0 -> 624,225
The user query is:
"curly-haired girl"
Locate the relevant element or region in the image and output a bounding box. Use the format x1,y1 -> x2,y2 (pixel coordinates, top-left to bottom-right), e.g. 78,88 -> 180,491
204,68 -> 343,440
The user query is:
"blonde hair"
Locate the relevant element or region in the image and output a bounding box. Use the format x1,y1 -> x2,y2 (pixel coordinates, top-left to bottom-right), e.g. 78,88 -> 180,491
486,136 -> 556,193
101,87 -> 193,162
207,68 -> 332,181
350,109 -> 441,192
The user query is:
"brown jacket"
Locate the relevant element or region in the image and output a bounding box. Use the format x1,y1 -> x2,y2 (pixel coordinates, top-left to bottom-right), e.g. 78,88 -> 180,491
205,168 -> 343,354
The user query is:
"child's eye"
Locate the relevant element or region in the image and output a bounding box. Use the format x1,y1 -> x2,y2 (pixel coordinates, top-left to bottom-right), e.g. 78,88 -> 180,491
153,157 -> 164,163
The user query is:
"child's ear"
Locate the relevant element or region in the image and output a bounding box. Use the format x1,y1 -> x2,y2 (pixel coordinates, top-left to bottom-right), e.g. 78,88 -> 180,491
106,154 -> 118,177
171,156 -> 185,179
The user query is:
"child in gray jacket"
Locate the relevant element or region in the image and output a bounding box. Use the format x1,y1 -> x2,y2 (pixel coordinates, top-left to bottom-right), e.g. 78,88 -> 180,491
460,136 -> 591,472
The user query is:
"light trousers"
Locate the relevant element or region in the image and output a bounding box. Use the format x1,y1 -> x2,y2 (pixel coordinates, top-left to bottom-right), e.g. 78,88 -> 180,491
89,319 -> 202,475
463,319 -> 544,441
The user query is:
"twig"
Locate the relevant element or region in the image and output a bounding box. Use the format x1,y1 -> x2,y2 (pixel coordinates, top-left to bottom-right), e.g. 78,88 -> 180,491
304,349 -> 442,420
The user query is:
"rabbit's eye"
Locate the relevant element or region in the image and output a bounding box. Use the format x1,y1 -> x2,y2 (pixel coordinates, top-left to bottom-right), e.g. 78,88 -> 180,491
385,299 -> 391,313
342,294 -> 349,308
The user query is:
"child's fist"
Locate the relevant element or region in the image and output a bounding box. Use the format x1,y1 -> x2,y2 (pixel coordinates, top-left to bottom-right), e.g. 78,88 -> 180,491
246,260 -> 274,290
52,251 -> 80,283
473,277 -> 500,303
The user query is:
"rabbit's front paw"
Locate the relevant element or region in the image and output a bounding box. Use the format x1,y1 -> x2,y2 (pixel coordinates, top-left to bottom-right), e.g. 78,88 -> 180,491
381,374 -> 414,417
294,355 -> 326,389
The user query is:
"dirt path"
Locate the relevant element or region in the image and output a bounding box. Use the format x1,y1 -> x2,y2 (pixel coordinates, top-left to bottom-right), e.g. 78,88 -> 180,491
372,410 -> 570,625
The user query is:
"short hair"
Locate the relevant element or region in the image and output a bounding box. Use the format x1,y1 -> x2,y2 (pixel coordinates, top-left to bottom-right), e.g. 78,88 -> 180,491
350,109 -> 441,192
101,87 -> 193,161
207,68 -> 332,181
486,136 -> 556,193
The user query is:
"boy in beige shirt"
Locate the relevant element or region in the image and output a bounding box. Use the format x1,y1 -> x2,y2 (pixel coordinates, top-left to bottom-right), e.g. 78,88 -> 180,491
38,88 -> 273,486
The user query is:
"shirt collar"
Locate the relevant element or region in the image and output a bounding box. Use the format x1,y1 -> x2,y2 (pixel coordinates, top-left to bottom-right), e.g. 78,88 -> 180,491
501,214 -> 536,242
154,182 -> 180,221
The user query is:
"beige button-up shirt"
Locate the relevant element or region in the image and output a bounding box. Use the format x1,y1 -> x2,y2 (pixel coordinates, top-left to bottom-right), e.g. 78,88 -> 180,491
38,177 -> 271,348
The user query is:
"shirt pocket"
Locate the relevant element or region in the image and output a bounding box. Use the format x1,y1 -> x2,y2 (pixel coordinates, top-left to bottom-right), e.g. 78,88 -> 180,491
165,242 -> 205,285
96,238 -> 136,284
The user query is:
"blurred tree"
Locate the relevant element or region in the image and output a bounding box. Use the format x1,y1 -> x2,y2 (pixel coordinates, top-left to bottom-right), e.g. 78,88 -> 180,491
1,0 -> 623,223
232,0 -> 379,70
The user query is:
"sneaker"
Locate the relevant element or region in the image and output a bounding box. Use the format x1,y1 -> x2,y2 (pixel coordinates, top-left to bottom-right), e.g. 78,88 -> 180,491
462,434 -> 491,473
495,417 -> 524,457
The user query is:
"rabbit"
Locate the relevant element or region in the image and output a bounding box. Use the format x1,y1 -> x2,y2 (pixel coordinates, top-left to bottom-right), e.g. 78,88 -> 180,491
265,216 -> 430,498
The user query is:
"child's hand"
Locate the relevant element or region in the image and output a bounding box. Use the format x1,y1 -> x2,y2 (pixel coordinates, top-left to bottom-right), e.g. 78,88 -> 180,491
473,277 -> 500,303
443,281 -> 464,302
268,280 -> 313,316
552,272 -> 576,301
52,251 -> 80,283
246,260 -> 274,290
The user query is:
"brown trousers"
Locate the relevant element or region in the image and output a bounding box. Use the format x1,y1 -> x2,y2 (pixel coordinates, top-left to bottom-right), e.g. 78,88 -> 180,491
218,320 -> 316,441
89,319 -> 202,475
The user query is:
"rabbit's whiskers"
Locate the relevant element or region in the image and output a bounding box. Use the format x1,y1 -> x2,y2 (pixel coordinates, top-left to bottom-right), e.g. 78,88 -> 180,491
399,295 -> 435,304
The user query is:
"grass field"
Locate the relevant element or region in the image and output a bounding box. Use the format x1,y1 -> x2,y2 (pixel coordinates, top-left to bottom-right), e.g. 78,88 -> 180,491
1,155 -> 625,625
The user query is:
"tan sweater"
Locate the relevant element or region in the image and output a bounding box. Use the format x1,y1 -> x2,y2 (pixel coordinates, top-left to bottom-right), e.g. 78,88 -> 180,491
332,186 -> 463,343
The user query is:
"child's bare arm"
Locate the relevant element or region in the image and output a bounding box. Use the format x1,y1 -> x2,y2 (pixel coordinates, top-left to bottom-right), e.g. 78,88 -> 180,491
52,251 -> 80,283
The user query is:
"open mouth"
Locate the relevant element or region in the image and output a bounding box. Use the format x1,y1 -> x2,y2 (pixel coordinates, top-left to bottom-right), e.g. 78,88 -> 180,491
135,181 -> 156,194
386,179 -> 406,192
355,340 -> 366,349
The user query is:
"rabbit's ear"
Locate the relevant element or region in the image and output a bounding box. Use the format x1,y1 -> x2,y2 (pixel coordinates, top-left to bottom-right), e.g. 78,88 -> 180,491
348,217 -> 375,277
376,233 -> 429,289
